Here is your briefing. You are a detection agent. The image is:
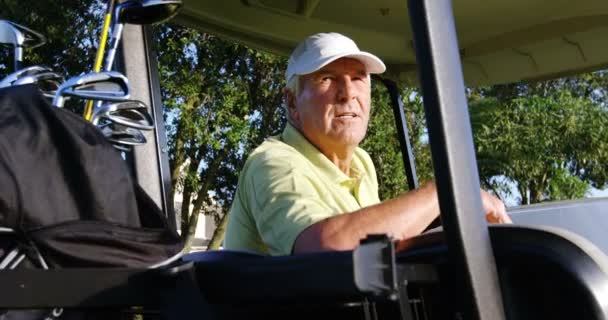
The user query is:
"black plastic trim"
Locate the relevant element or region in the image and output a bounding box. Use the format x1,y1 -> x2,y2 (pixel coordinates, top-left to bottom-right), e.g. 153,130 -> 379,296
406,0 -> 505,319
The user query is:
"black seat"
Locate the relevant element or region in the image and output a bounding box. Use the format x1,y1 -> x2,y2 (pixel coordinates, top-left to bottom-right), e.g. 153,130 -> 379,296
183,225 -> 608,320
183,250 -> 360,304
397,225 -> 608,319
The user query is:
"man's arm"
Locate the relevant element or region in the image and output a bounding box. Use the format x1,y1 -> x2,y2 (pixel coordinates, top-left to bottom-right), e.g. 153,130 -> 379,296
293,182 -> 510,253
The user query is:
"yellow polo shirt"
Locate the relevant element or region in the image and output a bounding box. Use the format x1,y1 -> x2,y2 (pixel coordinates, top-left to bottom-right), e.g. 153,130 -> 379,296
224,123 -> 380,255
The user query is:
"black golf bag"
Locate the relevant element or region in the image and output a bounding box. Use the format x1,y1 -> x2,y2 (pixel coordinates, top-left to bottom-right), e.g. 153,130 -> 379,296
0,84 -> 183,319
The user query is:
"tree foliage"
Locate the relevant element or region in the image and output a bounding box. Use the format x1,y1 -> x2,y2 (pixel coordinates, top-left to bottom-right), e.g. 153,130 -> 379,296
0,0 -> 102,78
154,25 -> 286,249
471,89 -> 608,204
362,83 -> 433,200
366,72 -> 608,206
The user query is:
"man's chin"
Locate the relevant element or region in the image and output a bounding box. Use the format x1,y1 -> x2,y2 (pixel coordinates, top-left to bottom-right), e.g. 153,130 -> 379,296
330,133 -> 366,148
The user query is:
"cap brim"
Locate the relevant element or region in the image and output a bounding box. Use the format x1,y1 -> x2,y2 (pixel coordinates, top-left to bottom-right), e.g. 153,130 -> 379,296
292,51 -> 386,78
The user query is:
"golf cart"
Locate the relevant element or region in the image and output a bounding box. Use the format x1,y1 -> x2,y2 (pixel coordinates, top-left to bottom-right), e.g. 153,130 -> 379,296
2,0 -> 608,319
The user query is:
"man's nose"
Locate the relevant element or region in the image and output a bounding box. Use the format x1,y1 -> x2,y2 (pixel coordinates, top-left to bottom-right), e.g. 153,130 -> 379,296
336,77 -> 357,103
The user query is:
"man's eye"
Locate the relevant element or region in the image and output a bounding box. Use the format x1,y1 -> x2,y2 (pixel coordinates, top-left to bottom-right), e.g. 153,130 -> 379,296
321,76 -> 333,81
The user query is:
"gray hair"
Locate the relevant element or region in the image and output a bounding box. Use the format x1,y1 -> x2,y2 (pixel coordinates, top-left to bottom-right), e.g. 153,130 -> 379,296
283,75 -> 300,120
285,75 -> 300,96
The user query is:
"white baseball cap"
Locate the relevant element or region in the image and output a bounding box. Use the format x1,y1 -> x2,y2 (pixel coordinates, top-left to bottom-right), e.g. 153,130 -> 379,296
285,32 -> 386,83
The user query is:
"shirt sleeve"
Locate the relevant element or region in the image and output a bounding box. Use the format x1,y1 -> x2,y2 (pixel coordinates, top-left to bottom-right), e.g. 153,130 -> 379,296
245,154 -> 337,255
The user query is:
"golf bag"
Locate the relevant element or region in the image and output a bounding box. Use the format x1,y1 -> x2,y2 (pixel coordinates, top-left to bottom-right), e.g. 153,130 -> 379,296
0,84 -> 183,318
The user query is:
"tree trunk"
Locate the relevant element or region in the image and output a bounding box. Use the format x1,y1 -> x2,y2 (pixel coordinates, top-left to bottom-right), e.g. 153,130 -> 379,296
182,207 -> 200,252
180,183 -> 193,233
179,157 -> 202,234
207,213 -> 229,250
530,187 -> 544,204
518,184 -> 529,205
529,174 -> 547,204
181,149 -> 229,252
169,100 -> 197,199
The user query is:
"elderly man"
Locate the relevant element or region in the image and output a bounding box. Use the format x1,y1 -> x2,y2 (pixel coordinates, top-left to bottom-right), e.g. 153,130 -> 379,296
225,32 -> 510,256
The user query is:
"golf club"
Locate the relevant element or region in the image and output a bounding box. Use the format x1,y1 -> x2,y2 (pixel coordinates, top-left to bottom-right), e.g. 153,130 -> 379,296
110,143 -> 132,152
83,0 -> 117,121
91,100 -> 154,130
52,71 -> 130,108
0,20 -> 46,71
84,0 -> 181,120
13,71 -> 64,100
12,71 -> 64,88
104,0 -> 182,71
0,65 -> 52,88
100,123 -> 147,147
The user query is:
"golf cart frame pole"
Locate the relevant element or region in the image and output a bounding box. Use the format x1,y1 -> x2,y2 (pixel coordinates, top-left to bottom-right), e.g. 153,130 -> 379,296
406,0 -> 505,319
373,75 -> 419,190
115,19 -> 177,231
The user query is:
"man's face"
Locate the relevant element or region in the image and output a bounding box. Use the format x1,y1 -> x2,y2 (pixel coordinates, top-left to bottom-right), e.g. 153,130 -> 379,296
288,58 -> 371,153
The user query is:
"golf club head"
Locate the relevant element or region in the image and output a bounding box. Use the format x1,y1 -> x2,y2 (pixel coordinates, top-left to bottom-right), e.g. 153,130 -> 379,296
110,143 -> 132,152
52,71 -> 130,107
0,65 -> 53,88
104,0 -> 182,71
0,20 -> 46,70
13,71 -> 65,91
101,123 -> 147,146
118,0 -> 182,25
91,100 -> 155,130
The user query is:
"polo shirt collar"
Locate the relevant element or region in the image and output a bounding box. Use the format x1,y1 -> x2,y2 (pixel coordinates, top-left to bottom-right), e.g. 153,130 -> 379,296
280,123 -> 362,185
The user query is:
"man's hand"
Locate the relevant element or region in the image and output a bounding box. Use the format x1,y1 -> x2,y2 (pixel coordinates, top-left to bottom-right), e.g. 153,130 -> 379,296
480,190 -> 512,224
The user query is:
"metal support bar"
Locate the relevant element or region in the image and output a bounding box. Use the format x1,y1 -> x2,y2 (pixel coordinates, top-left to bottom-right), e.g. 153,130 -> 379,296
142,25 -> 177,231
362,298 -> 379,320
397,281 -> 414,320
406,0 -> 505,319
374,76 -> 419,191
117,21 -> 176,231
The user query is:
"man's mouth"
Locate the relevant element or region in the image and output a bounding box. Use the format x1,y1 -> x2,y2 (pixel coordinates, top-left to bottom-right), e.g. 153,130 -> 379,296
336,113 -> 358,119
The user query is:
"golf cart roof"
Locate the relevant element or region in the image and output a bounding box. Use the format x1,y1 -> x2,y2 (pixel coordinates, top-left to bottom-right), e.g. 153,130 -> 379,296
175,0 -> 608,85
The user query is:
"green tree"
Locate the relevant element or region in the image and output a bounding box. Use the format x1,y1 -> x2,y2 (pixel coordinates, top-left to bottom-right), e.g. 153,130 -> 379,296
0,0 -> 102,78
155,25 -> 286,250
367,72 -> 608,206
471,71 -> 608,106
471,91 -> 608,204
362,83 -> 433,200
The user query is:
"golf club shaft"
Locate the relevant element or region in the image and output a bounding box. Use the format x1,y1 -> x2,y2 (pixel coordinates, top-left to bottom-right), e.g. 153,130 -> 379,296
14,46 -> 22,72
93,19 -> 125,112
104,23 -> 124,72
84,0 -> 116,121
